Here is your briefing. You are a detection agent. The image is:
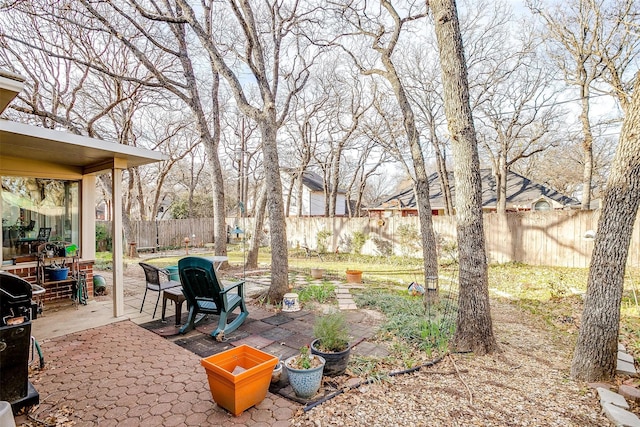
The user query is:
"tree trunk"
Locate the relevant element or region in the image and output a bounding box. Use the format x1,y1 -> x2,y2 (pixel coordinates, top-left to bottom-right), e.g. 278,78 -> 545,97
285,173 -> 294,217
296,170 -> 305,217
329,147 -> 342,218
580,84 -> 594,210
200,74 -> 227,260
571,73 -> 640,381
260,121 -> 290,302
381,53 -> 439,283
431,130 -> 453,215
430,0 -> 498,355
246,184 -> 267,269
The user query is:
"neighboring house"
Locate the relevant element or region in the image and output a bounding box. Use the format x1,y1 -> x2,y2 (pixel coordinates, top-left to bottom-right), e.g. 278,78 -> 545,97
367,169 -> 580,218
0,70 -> 163,316
281,169 -> 347,216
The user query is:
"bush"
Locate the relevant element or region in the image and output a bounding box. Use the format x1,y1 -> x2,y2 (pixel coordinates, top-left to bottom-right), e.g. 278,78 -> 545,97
351,231 -> 368,255
397,224 -> 421,256
298,283 -> 335,304
95,223 -> 112,252
372,236 -> 393,256
316,229 -> 332,253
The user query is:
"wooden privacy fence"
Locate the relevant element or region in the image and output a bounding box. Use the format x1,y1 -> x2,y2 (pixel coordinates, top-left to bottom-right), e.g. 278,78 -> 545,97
98,210 -> 640,268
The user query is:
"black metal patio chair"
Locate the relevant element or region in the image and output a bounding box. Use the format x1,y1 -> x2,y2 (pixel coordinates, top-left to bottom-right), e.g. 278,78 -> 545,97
139,262 -> 181,318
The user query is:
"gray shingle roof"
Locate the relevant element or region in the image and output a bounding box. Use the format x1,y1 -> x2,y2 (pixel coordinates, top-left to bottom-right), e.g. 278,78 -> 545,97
374,169 -> 580,210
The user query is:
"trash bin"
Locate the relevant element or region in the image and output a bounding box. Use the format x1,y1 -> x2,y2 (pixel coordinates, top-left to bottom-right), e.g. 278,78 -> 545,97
166,266 -> 180,282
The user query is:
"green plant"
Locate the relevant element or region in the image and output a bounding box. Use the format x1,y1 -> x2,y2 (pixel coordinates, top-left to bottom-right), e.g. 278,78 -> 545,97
313,312 -> 350,352
348,355 -> 390,383
371,236 -> 393,256
288,345 -> 323,370
316,229 -> 332,253
354,290 -> 457,356
95,223 -> 112,251
351,231 -> 367,255
397,224 -> 421,256
439,238 -> 458,264
298,283 -> 335,304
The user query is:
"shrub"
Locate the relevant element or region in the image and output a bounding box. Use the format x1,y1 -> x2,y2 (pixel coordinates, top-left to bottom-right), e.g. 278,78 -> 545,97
351,231 -> 368,255
298,283 -> 335,304
316,228 -> 332,253
397,224 -> 421,256
95,223 -> 112,252
372,236 -> 393,256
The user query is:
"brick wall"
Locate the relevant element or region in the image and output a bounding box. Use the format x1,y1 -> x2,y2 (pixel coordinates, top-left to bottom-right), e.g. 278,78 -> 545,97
3,260 -> 94,303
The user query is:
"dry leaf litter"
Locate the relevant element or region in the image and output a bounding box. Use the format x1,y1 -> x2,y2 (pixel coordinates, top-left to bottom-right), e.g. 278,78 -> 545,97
292,301 -> 612,427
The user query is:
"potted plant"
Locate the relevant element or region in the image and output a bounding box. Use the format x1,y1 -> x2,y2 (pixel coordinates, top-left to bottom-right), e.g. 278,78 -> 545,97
284,345 -> 325,399
345,269 -> 362,283
310,267 -> 325,279
310,311 -> 351,376
200,344 -> 278,416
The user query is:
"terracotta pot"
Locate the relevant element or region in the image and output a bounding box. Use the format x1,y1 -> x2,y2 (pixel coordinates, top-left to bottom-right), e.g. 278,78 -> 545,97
310,268 -> 324,279
200,345 -> 278,416
345,270 -> 362,284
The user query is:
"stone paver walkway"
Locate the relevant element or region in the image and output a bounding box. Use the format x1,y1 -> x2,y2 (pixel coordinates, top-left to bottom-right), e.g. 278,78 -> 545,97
20,321 -> 295,426
15,267 -> 386,426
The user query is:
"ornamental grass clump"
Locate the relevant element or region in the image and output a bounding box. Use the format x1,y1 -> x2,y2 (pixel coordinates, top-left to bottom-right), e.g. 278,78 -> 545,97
313,312 -> 350,352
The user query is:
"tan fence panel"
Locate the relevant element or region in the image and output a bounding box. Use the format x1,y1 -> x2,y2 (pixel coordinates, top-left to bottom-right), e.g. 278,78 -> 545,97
98,211 -> 640,268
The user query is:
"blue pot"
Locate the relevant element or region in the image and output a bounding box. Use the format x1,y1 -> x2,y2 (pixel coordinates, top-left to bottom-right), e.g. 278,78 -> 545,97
47,267 -> 69,281
284,354 -> 325,399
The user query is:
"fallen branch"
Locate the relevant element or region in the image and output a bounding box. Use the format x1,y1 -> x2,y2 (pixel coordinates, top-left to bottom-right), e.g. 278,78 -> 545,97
423,369 -> 469,375
449,353 -> 473,405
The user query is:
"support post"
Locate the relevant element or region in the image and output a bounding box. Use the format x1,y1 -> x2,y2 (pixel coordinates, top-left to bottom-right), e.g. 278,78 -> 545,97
112,166 -> 124,317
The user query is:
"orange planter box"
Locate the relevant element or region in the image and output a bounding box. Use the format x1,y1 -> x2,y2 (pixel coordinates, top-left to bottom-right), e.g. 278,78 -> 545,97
201,345 -> 278,416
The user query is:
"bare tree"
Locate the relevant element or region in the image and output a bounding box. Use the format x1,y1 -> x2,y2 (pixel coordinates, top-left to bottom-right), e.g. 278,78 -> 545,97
175,0 -> 317,300
343,139 -> 391,217
0,5 -> 185,250
474,40 -> 565,213
312,69 -> 371,217
331,0 -> 439,283
281,81 -> 329,217
430,0 -> 498,354
529,0 -> 640,209
571,71 -> 640,381
405,53 -> 454,215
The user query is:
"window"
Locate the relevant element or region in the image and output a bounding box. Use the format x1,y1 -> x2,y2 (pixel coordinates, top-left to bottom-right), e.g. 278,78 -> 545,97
2,177 -> 80,262
533,200 -> 551,211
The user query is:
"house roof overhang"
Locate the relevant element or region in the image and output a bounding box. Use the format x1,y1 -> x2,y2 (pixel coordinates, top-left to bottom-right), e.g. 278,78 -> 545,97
0,119 -> 165,175
0,71 -> 25,113
0,69 -> 164,175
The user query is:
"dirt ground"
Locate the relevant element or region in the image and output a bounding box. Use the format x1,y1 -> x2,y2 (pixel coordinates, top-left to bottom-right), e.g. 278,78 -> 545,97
291,300 -> 614,427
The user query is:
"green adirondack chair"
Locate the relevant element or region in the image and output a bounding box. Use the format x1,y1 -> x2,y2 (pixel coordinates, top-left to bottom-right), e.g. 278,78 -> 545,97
177,256 -> 248,338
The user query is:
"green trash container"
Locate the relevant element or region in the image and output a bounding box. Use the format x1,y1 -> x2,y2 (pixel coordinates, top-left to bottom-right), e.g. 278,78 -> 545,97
166,265 -> 180,282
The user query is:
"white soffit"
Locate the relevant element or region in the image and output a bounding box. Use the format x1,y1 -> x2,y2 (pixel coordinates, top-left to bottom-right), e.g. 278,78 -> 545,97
0,70 -> 25,114
0,119 -> 165,173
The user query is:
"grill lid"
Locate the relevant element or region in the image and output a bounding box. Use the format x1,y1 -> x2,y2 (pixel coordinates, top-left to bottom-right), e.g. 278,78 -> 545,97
0,272 -> 33,318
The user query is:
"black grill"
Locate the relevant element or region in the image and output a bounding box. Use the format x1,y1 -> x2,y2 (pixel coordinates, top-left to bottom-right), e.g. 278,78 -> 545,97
0,271 -> 40,413
0,271 -> 35,325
